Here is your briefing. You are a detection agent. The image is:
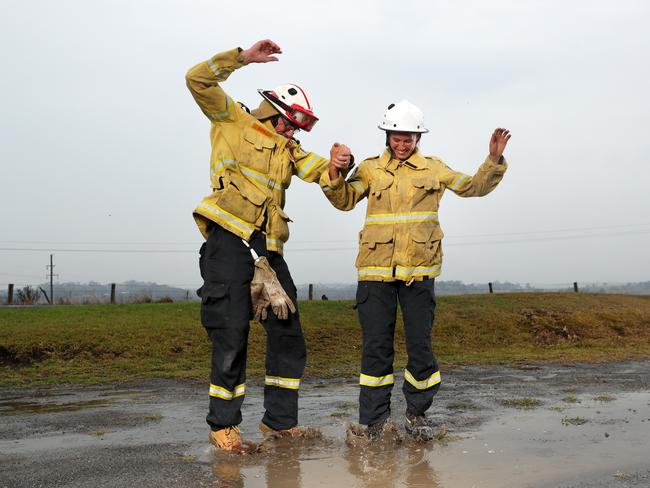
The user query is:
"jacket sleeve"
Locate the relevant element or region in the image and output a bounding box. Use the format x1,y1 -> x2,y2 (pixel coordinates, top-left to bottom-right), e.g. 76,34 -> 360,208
185,48 -> 246,123
434,156 -> 507,197
318,161 -> 370,211
291,145 -> 330,183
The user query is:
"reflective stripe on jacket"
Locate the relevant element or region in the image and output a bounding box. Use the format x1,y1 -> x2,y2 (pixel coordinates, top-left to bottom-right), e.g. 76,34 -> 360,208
320,149 -> 507,281
186,48 -> 329,254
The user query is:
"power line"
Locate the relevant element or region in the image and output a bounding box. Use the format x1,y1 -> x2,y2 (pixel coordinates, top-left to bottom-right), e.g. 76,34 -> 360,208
0,228 -> 648,253
0,248 -> 198,253
1,222 -> 649,246
445,222 -> 650,239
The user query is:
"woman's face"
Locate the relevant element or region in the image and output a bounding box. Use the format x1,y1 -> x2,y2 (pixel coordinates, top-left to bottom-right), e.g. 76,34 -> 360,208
388,132 -> 419,161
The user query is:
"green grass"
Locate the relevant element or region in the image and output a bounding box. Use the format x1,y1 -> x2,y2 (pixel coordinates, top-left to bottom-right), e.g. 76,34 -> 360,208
562,395 -> 580,403
497,397 -> 543,409
562,416 -> 589,426
1,293 -> 650,387
593,394 -> 616,402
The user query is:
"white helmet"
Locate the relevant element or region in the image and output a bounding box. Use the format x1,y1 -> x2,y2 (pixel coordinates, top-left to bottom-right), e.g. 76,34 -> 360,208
378,100 -> 428,133
258,83 -> 319,131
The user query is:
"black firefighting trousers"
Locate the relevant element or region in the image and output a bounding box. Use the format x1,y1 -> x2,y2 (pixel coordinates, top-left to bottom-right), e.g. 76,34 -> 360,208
198,224 -> 306,431
356,279 -> 441,426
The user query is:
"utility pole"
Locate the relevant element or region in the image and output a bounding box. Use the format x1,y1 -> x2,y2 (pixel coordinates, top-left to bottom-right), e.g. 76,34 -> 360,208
46,254 -> 58,305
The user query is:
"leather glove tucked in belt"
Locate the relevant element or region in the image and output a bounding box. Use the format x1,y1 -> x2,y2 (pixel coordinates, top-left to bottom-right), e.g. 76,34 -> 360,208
250,269 -> 272,322
243,238 -> 296,321
250,256 -> 296,321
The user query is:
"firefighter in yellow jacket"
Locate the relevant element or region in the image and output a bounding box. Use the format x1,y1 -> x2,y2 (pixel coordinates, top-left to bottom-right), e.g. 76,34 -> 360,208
186,39 -> 351,453
320,100 -> 510,440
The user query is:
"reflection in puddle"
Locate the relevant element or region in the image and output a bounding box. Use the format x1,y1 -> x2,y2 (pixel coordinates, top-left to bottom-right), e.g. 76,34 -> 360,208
209,424 -> 444,488
0,389 -> 154,415
207,392 -> 650,488
0,398 -> 114,414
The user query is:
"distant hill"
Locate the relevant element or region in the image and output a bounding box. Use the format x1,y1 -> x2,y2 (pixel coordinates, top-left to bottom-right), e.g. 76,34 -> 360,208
298,280 -> 650,300
2,280 -> 649,305
0,281 -> 196,305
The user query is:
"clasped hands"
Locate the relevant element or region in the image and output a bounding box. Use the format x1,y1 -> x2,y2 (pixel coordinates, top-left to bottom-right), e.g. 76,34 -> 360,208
329,143 -> 354,180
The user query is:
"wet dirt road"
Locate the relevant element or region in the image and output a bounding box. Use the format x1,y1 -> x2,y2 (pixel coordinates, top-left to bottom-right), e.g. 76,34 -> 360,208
1,361 -> 649,488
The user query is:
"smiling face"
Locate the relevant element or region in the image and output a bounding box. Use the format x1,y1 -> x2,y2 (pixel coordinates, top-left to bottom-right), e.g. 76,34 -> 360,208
388,131 -> 419,161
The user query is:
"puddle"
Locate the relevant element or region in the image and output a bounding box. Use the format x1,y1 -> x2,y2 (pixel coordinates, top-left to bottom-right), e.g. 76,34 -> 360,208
0,398 -> 114,414
2,365 -> 650,487
204,391 -> 650,488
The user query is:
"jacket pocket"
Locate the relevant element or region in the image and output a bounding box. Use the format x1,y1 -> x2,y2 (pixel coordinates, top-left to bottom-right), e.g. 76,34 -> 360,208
266,204 -> 292,243
409,224 -> 442,266
366,175 -> 394,216
357,225 -> 394,267
410,175 -> 440,209
369,174 -> 393,198
240,126 -> 276,173
212,171 -> 268,226
199,282 -> 230,328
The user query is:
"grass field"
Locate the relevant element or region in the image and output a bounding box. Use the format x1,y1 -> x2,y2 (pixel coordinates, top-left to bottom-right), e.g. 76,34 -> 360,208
1,293 -> 650,387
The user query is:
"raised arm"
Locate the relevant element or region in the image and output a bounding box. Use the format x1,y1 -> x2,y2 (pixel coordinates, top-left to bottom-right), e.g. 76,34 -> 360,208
185,39 -> 282,123
438,128 -> 511,197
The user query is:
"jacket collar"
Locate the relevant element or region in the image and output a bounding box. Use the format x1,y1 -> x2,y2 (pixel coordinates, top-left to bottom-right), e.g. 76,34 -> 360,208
380,149 -> 427,171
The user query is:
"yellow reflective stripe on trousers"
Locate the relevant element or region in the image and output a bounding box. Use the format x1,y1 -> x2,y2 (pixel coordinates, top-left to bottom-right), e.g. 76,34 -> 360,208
209,383 -> 245,400
404,369 -> 441,390
196,202 -> 255,236
359,373 -> 395,387
394,265 -> 441,280
296,154 -> 325,179
449,174 -> 470,191
265,376 -> 300,390
365,212 -> 438,225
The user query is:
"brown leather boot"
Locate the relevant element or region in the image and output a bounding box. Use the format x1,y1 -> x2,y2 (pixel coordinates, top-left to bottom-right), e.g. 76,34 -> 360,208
259,421 -> 304,437
209,426 -> 247,453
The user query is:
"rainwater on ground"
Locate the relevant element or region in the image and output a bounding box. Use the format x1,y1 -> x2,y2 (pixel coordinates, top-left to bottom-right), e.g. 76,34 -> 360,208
1,362 -> 650,488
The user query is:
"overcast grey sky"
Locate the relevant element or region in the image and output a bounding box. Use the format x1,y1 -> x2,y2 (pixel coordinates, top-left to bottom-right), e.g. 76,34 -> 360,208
1,0 -> 649,289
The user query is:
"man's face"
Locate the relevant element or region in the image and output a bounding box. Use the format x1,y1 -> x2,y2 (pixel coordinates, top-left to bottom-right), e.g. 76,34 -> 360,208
388,132 -> 418,160
274,116 -> 300,138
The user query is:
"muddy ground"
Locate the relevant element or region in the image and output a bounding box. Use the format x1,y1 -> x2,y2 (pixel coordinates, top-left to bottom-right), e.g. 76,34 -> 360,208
1,361 -> 649,488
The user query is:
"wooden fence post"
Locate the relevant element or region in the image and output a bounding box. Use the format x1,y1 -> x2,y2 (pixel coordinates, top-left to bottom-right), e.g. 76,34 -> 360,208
308,284 -> 314,301
110,283 -> 116,304
573,282 -> 579,293
488,282 -> 493,294
7,284 -> 13,305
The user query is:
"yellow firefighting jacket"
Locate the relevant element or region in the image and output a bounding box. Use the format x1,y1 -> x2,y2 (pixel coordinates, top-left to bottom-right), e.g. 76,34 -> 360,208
319,149 -> 507,282
186,48 -> 330,254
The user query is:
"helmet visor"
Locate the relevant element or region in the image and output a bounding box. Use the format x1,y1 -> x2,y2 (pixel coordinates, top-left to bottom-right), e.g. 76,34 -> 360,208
260,90 -> 319,131
288,105 -> 318,131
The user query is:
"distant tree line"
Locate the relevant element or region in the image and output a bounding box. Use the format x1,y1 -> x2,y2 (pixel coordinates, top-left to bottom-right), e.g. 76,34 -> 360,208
2,280 -> 650,305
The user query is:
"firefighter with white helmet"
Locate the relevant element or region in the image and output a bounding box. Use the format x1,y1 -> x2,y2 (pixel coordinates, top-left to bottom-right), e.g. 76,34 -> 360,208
320,100 -> 511,440
186,39 -> 352,453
